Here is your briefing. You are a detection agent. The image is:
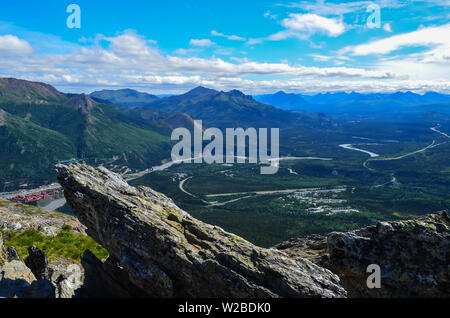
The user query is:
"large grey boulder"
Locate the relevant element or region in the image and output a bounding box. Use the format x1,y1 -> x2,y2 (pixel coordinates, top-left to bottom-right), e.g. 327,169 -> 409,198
0,234 -> 77,298
275,212 -> 450,297
1,234 -> 35,297
48,263 -> 83,298
0,259 -> 36,298
56,163 -> 346,298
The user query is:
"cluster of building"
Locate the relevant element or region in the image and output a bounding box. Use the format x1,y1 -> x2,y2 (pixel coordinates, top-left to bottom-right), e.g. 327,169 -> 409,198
307,206 -> 360,215
11,188 -> 62,204
284,187 -> 360,215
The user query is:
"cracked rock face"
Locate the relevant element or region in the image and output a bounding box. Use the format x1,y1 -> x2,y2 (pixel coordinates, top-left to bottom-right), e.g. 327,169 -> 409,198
56,163 -> 346,298
276,212 -> 450,298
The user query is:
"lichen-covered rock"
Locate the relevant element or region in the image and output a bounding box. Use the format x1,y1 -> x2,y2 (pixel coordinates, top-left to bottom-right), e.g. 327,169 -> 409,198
1,233 -> 37,297
0,199 -> 86,236
56,163 -> 346,298
275,235 -> 328,264
48,263 -> 83,298
0,259 -> 36,298
276,212 -> 450,298
0,233 -> 6,266
0,233 -> 86,298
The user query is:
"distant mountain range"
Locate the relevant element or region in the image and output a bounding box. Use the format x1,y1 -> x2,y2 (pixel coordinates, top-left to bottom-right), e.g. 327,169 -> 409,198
89,86 -> 450,119
2,77 -> 449,190
95,86 -> 331,130
255,91 -> 310,111
254,90 -> 450,118
0,78 -> 331,189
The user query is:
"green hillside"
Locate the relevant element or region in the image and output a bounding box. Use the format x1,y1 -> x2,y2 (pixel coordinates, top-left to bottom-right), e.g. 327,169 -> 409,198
90,88 -> 159,107
0,110 -> 77,188
0,79 -> 172,190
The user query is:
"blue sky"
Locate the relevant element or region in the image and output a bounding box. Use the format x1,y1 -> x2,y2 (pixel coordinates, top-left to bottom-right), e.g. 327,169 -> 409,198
0,0 -> 449,94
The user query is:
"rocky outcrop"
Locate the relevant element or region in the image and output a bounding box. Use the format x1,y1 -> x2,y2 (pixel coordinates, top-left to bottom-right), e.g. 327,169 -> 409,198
275,212 -> 450,298
66,94 -> 98,112
0,236 -> 82,298
0,199 -> 86,235
56,163 -> 346,298
1,233 -> 37,297
3,163 -> 448,298
48,263 -> 83,298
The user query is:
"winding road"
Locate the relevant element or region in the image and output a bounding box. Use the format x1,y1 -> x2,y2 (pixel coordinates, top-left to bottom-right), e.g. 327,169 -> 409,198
362,126 -> 450,170
339,144 -> 380,158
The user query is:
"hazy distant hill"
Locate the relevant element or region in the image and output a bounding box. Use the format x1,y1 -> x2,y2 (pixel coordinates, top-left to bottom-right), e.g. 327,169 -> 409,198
255,90 -> 450,119
255,91 -> 310,110
90,88 -> 159,108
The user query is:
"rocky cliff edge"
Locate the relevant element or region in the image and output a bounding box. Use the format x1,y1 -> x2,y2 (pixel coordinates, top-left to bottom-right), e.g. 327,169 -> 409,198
55,163 -> 346,298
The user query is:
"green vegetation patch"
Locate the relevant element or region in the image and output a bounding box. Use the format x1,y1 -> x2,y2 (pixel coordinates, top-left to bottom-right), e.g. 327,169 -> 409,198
1,225 -> 108,262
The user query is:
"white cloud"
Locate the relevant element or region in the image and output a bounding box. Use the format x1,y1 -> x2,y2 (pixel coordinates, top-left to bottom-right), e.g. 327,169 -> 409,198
228,35 -> 246,41
263,11 -> 278,19
0,35 -> 33,56
173,48 -> 198,55
2,31 -> 450,94
247,38 -> 264,45
269,14 -> 346,41
282,0 -> 409,16
189,39 -> 215,47
309,54 -> 332,62
340,23 -> 450,56
383,23 -> 393,32
210,30 -> 246,41
337,23 -> 450,83
210,30 -> 223,37
165,56 -> 393,79
105,32 -> 160,58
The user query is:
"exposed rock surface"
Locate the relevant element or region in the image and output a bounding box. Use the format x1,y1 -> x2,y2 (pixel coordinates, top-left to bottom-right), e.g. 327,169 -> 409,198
275,212 -> 450,298
48,263 -> 83,298
56,163 -> 346,298
0,233 -> 36,297
0,235 -> 83,298
66,94 -> 98,112
3,163 -> 447,298
0,198 -> 86,235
